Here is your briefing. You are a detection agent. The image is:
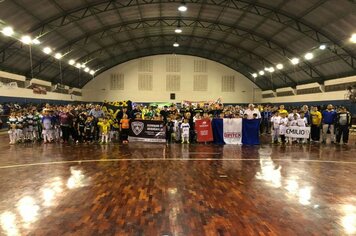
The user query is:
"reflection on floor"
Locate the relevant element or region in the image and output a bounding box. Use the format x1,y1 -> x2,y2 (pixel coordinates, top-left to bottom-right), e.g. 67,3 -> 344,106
0,135 -> 355,235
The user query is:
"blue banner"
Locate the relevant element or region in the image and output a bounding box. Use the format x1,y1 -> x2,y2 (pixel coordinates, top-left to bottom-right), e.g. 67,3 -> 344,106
212,119 -> 225,144
242,119 -> 260,145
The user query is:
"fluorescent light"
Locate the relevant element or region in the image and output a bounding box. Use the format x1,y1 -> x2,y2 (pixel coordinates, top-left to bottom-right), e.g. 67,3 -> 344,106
21,35 -> 32,45
350,33 -> 356,43
89,70 -> 95,75
1,26 -> 14,37
319,44 -> 326,50
175,28 -> 182,33
276,63 -> 283,70
32,38 -> 40,45
54,53 -> 62,59
43,47 -> 52,54
81,64 -> 86,68
84,67 -> 90,72
173,42 -> 179,47
304,52 -> 314,60
75,63 -> 81,68
68,59 -> 75,65
269,67 -> 275,72
178,2 -> 187,12
291,57 -> 300,65
259,70 -> 265,75
252,73 -> 258,78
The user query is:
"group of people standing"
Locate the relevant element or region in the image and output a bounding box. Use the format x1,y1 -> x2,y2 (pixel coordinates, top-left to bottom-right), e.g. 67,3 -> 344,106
259,104 -> 352,144
3,102 -> 353,145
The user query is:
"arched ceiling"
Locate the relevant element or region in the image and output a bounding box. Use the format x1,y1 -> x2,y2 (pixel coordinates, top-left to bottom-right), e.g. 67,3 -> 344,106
0,0 -> 355,90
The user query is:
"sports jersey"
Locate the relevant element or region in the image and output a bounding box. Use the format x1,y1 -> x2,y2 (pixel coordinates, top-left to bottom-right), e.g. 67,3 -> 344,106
26,114 -> 34,126
97,122 -> 110,134
7,117 -> 17,129
120,118 -> 130,129
271,116 -> 281,129
297,118 -> 308,127
181,123 -> 190,136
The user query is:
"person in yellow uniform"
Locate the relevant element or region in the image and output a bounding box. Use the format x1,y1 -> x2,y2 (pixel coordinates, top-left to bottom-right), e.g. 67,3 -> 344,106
97,117 -> 111,144
278,104 -> 288,115
310,106 -> 322,142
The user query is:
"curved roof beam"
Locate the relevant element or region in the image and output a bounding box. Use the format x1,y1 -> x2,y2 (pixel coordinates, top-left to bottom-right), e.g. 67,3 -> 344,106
69,45 -> 271,89
45,33 -> 298,88
2,0 -> 354,70
27,17 -> 319,84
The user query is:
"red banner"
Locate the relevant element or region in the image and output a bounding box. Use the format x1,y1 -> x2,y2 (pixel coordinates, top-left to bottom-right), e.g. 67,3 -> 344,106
195,118 -> 213,142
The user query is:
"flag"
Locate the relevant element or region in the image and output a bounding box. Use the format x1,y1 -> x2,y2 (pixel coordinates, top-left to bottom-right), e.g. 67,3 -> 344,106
223,118 -> 242,144
195,118 -> 213,142
212,119 -> 224,144
242,119 -> 260,145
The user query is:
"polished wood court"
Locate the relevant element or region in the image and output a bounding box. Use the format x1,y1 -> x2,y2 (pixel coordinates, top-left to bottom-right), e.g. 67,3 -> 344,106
0,135 -> 355,236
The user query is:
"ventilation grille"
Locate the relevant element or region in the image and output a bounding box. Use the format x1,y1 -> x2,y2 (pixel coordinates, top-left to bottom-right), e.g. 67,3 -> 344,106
138,59 -> 153,72
297,87 -> 321,95
193,75 -> 208,91
194,60 -> 207,72
166,57 -> 181,72
262,93 -> 275,98
221,75 -> 235,92
325,82 -> 356,92
138,74 -> 153,91
110,73 -> 124,90
277,91 -> 295,97
166,75 -> 181,91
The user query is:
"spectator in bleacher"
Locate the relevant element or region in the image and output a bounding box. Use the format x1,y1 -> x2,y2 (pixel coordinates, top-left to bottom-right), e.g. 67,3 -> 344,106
335,107 -> 352,145
321,104 -> 337,144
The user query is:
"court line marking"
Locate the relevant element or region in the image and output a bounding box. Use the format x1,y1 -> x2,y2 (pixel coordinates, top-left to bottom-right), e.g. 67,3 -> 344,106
0,158 -> 356,169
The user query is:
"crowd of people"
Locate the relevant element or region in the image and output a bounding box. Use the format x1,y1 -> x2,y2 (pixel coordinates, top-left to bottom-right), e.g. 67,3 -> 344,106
0,101 -> 353,145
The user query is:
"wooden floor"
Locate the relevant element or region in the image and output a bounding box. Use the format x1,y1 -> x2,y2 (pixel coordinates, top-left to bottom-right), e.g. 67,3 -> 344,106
0,135 -> 355,236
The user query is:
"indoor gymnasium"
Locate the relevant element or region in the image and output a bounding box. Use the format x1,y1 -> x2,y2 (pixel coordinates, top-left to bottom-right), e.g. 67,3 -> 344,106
0,0 -> 355,235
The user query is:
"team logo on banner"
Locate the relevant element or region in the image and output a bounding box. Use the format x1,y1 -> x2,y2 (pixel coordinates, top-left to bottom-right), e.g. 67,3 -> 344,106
131,121 -> 144,135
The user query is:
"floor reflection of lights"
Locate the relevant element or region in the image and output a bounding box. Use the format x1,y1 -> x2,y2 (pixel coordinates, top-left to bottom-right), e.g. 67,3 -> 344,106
0,211 -> 19,236
341,204 -> 356,234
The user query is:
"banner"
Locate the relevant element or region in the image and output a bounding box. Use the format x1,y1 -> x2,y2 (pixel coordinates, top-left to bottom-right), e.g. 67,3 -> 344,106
285,126 -> 311,138
128,120 -> 166,143
223,118 -> 242,144
195,118 -> 213,142
242,119 -> 260,145
212,119 -> 224,144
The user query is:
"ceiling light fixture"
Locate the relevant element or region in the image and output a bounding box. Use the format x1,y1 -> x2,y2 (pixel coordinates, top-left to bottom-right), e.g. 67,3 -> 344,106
175,27 -> 182,34
43,47 -> 52,54
291,57 -> 300,65
252,73 -> 257,78
84,67 -> 90,72
68,59 -> 75,65
1,26 -> 14,36
319,44 -> 326,50
276,63 -> 283,70
350,33 -> 356,43
21,35 -> 32,45
173,42 -> 179,47
178,2 -> 187,12
304,52 -> 314,60
89,70 -> 95,75
269,67 -> 275,72
259,70 -> 265,76
54,53 -> 62,59
75,63 -> 81,68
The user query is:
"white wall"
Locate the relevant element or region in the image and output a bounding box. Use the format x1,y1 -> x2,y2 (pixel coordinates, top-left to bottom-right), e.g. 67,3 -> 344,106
0,86 -> 82,101
82,55 -> 260,103
262,90 -> 348,103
